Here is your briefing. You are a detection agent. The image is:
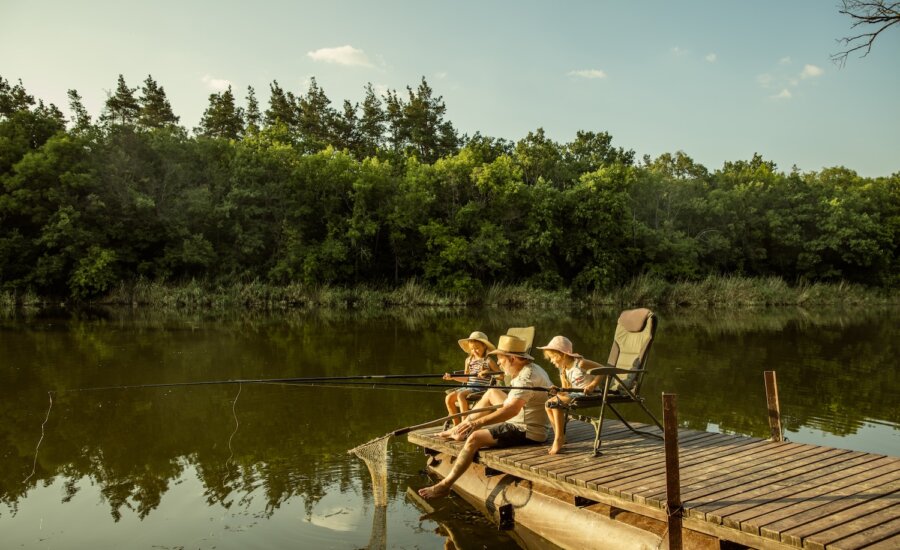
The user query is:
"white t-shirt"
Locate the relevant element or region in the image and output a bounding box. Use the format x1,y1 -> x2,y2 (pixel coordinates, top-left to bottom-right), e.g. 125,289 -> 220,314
505,363 -> 552,442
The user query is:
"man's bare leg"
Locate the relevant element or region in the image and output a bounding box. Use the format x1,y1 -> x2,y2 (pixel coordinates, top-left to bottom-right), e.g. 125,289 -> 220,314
418,429 -> 496,499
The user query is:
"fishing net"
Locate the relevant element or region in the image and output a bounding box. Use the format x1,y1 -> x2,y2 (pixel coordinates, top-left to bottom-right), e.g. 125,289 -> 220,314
349,434 -> 391,549
348,434 -> 391,506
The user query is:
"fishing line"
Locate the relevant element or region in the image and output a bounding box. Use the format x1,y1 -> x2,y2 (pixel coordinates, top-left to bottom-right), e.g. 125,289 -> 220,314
223,383 -> 242,485
23,391 -> 53,484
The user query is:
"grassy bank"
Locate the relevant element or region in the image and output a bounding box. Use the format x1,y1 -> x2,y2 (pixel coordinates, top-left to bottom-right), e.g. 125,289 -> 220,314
3,275 -> 895,312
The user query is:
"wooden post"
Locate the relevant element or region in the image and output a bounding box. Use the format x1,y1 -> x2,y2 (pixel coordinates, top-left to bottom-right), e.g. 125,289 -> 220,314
764,371 -> 783,442
662,393 -> 682,550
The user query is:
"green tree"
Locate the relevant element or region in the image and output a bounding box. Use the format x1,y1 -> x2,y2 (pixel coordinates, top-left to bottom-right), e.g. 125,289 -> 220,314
296,77 -> 337,153
564,130 -> 635,175
514,128 -> 566,187
332,99 -> 359,154
0,76 -> 35,118
138,75 -> 179,128
264,80 -> 297,130
197,86 -> 244,140
244,86 -> 261,136
402,77 -> 458,162
357,83 -> 385,158
66,89 -> 92,132
100,75 -> 140,126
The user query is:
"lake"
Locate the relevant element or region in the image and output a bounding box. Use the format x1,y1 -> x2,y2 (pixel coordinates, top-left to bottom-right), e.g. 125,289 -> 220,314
2,306 -> 898,548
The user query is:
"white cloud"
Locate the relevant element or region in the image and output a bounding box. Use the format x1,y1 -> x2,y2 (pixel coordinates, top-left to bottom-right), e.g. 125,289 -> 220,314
671,46 -> 688,56
800,64 -> 824,79
705,53 -> 717,63
202,75 -> 231,92
568,69 -> 607,79
772,89 -> 792,100
779,56 -> 792,65
307,45 -> 374,68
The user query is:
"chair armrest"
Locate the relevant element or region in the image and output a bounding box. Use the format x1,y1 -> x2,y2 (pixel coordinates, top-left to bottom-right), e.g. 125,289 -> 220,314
587,365 -> 643,376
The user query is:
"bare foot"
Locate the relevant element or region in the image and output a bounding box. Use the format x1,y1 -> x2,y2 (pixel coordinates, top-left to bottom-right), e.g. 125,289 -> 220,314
548,441 -> 563,455
418,483 -> 451,500
436,428 -> 455,439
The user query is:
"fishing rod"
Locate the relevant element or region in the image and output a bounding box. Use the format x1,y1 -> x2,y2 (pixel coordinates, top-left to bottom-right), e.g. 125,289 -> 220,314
54,371 -> 482,393
277,380 -> 560,393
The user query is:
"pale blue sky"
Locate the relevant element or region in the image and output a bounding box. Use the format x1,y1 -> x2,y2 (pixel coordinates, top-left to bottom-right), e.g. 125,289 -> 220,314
2,1 -> 898,176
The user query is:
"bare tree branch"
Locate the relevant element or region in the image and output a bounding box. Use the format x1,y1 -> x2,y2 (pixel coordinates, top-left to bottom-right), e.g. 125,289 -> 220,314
832,0 -> 900,66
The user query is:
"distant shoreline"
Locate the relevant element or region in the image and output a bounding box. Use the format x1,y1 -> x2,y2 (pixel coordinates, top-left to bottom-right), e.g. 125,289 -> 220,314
3,275 -> 896,311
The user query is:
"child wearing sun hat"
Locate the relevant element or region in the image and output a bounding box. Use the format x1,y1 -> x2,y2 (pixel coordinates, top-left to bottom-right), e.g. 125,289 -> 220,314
538,335 -> 603,455
441,331 -> 500,426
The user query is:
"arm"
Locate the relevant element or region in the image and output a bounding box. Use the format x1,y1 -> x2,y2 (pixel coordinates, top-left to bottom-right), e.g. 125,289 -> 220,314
461,397 -> 525,431
581,358 -> 604,394
444,357 -> 473,382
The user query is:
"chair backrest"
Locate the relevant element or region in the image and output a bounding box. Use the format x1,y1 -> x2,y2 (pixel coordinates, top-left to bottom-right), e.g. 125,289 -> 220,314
607,309 -> 657,393
506,326 -> 535,352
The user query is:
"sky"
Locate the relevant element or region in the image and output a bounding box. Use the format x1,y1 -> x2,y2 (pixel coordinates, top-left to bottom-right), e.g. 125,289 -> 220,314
1,0 -> 898,176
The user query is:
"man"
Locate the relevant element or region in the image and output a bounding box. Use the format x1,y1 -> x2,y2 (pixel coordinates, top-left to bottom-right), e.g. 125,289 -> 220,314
418,334 -> 552,499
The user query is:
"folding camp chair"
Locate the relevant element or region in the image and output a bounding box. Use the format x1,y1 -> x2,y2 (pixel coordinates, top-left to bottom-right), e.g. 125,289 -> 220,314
567,309 -> 663,457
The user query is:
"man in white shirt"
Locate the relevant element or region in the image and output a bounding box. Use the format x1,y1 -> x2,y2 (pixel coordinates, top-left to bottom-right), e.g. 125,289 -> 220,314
418,334 -> 552,499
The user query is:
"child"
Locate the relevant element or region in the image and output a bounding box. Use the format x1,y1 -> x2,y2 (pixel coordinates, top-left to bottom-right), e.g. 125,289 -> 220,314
539,335 -> 602,455
442,331 -> 499,427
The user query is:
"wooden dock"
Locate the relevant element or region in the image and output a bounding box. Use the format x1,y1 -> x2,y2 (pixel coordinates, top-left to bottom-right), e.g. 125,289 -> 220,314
407,420 -> 900,550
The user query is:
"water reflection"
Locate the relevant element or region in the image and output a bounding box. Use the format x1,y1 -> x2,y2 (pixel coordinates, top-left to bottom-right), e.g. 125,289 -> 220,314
1,306 -> 898,547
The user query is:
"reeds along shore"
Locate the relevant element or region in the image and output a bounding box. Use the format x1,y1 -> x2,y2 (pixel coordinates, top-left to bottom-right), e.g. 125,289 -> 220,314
2,275 -> 896,311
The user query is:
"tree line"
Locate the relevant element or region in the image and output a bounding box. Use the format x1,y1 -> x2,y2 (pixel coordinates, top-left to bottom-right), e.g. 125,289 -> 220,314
0,74 -> 897,300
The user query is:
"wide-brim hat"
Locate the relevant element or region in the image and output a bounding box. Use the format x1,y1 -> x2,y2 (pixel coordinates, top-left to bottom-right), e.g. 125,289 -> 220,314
537,335 -> 583,358
487,334 -> 534,361
458,331 -> 496,353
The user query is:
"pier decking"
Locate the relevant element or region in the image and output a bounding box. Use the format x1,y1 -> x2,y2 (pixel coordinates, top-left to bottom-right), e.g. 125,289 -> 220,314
408,420 -> 899,549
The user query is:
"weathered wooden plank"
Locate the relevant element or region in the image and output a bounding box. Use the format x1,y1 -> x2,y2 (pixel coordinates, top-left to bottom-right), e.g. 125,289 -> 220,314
700,451 -> 871,524
748,462 -> 900,539
826,516 -> 900,550
670,446 -> 845,503
549,430 -> 703,481
711,454 -> 891,529
576,432 -> 752,485
576,437 -> 757,497
770,477 -> 900,546
625,441 -> 827,502
588,435 -> 777,497
638,446 -> 846,512
802,503 -> 900,550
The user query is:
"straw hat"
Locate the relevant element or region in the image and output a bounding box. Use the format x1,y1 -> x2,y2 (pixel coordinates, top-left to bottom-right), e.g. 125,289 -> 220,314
458,331 -> 496,353
537,335 -> 583,358
487,334 -> 534,361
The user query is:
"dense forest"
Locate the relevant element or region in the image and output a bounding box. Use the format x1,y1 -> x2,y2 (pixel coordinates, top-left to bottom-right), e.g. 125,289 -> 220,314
1,74 -> 897,301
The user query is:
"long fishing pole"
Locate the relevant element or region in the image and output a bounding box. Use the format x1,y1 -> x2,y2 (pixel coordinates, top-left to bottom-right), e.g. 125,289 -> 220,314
55,371 -> 483,393
278,380 -> 560,393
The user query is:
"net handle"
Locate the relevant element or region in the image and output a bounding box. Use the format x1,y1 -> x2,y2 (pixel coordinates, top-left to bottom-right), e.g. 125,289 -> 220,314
390,405 -> 502,437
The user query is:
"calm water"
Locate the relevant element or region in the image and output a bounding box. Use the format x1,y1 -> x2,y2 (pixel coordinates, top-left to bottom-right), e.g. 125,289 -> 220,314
1,306 -> 898,549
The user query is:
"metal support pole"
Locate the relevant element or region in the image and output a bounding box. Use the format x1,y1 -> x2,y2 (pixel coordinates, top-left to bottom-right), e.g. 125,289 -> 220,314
662,393 -> 682,550
764,371 -> 783,442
